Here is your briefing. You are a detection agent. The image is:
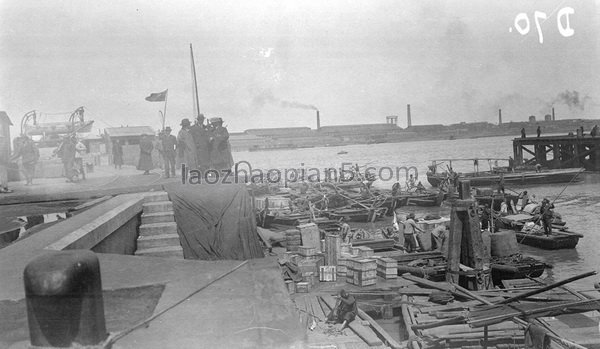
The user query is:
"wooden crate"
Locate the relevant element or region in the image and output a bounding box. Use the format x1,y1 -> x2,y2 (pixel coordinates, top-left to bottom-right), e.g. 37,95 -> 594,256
298,245 -> 316,257
377,269 -> 398,279
353,259 -> 377,271
298,223 -> 320,251
296,281 -> 311,293
298,259 -> 318,274
351,246 -> 361,256
319,266 -> 337,282
285,280 -> 295,294
357,246 -> 374,257
354,272 -> 377,286
376,257 -> 397,268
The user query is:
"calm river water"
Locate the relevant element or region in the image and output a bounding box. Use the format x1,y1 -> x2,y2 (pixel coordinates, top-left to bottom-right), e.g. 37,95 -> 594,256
233,135 -> 600,290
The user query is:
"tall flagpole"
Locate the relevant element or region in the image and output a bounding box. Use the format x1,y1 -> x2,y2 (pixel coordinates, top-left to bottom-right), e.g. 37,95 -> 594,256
190,44 -> 200,119
162,89 -> 168,131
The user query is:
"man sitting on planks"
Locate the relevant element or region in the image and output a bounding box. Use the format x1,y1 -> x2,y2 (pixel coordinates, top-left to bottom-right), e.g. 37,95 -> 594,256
326,289 -> 357,331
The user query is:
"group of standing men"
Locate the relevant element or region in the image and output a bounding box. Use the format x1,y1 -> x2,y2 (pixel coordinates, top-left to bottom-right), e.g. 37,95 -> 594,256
174,114 -> 233,176
112,114 -> 233,178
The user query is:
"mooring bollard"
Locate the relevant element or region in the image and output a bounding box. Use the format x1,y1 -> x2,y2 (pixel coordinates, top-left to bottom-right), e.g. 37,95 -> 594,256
23,250 -> 107,347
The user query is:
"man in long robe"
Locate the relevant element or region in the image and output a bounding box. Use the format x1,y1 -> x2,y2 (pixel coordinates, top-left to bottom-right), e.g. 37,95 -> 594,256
208,117 -> 233,171
189,114 -> 211,171
112,140 -> 123,169
137,134 -> 154,175
177,118 -> 197,170
161,126 -> 177,178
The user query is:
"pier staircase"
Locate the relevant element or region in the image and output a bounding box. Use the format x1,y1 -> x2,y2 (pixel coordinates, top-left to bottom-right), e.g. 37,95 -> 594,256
135,191 -> 184,259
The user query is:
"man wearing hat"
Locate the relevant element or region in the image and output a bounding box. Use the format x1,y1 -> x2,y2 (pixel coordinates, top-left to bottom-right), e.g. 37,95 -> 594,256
161,126 -> 177,178
539,198 -> 555,235
326,289 -> 357,331
177,118 -> 197,170
208,117 -> 234,171
189,114 -> 211,172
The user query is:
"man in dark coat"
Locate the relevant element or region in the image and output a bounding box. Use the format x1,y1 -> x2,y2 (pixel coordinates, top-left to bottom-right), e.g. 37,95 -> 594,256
161,127 -> 177,178
189,114 -> 211,171
497,172 -> 505,194
326,289 -> 357,331
12,135 -> 39,185
480,204 -> 491,230
112,139 -> 123,169
137,134 -> 154,175
521,128 -> 526,138
208,117 -> 234,171
536,126 -> 541,137
540,198 -> 554,235
177,118 -> 197,170
55,135 -> 77,182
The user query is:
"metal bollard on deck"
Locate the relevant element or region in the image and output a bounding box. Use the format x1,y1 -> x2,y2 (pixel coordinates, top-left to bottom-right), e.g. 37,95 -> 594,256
23,250 -> 108,348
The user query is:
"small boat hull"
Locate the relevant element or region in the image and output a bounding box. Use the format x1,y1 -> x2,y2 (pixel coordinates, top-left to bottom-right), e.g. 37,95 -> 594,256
427,168 -> 584,188
515,232 -> 580,249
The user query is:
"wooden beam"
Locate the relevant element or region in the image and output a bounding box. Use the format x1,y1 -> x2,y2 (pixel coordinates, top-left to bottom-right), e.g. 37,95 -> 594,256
356,307 -> 403,349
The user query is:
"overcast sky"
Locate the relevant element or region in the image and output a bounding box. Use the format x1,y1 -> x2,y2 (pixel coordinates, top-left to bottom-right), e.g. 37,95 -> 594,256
1,0 -> 598,133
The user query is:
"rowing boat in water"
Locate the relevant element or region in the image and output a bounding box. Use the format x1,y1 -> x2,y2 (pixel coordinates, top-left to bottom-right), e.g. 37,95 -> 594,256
495,214 -> 582,249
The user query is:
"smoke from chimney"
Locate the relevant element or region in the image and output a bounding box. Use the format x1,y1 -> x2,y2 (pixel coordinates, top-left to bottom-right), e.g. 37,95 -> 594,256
548,90 -> 590,111
253,90 -> 317,110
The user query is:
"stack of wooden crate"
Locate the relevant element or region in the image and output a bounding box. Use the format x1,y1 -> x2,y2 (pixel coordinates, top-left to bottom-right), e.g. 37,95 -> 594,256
346,259 -> 377,287
376,257 -> 398,280
337,256 -> 348,278
285,229 -> 302,252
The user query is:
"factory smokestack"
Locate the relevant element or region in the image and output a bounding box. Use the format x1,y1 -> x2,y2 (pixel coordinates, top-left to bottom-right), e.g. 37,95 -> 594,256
552,107 -> 555,121
316,110 -> 321,130
498,109 -> 502,125
407,104 -> 412,128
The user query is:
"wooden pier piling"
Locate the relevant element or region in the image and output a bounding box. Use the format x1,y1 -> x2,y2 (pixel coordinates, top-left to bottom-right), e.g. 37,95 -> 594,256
513,135 -> 600,170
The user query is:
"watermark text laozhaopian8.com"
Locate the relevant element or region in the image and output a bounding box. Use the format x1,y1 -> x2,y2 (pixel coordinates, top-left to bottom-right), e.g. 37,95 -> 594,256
180,161 -> 418,185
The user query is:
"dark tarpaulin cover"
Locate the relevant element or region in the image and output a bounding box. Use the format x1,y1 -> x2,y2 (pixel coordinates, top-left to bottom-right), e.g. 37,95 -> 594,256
163,182 -> 263,260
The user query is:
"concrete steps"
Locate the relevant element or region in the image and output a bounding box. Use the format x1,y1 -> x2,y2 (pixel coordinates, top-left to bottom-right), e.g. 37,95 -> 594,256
137,233 -> 181,249
141,211 -> 175,225
143,201 -> 173,214
139,222 -> 177,236
135,191 -> 183,259
144,191 -> 170,203
135,245 -> 184,258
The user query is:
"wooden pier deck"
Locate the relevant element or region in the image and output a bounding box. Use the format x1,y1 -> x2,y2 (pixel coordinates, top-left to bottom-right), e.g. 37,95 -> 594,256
513,135 -> 600,171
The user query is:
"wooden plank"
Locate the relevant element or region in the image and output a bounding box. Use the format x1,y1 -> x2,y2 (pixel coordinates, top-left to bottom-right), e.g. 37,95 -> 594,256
320,295 -> 383,347
0,183 -> 165,205
401,295 -> 421,349
308,296 -> 327,322
256,227 -> 273,250
356,307 -> 403,349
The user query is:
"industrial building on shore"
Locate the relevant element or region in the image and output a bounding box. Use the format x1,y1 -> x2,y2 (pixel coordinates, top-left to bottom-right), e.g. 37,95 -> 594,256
228,105 -> 600,151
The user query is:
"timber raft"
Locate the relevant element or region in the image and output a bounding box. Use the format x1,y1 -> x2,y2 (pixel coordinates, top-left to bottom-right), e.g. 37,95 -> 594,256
513,135 -> 600,171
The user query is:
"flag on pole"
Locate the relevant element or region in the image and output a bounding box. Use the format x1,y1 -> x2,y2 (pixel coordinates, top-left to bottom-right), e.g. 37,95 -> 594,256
145,90 -> 168,102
